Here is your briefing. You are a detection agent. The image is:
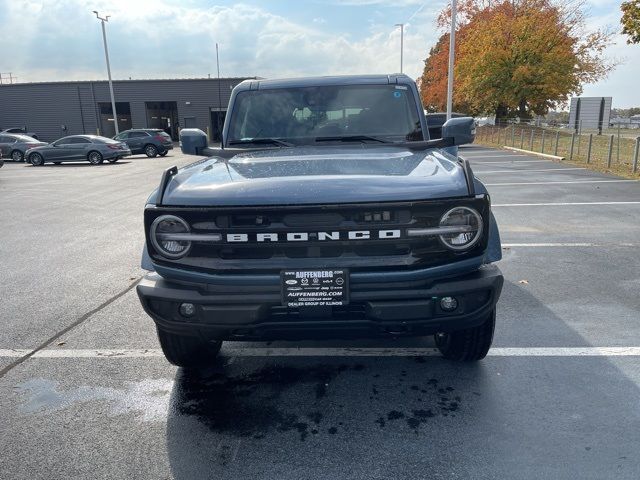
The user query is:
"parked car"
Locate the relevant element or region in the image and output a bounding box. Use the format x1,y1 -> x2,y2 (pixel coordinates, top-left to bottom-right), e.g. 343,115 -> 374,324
0,134 -> 47,162
0,127 -> 39,139
113,129 -> 173,157
137,74 -> 503,368
25,135 -> 131,166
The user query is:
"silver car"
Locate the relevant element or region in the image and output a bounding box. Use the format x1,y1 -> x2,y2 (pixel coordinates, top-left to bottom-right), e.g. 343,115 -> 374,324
26,135 -> 131,166
0,134 -> 47,162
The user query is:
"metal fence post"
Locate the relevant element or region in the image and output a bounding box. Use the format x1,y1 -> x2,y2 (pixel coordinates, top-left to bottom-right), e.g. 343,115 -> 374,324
569,133 -> 575,161
633,137 -> 639,174
511,125 -> 515,147
520,129 -> 524,149
529,130 -> 534,150
606,134 -> 614,168
586,133 -> 593,164
541,130 -> 546,153
554,131 -> 560,156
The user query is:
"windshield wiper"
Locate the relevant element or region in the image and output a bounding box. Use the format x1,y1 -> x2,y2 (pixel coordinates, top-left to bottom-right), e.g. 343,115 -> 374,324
228,138 -> 294,147
314,135 -> 391,144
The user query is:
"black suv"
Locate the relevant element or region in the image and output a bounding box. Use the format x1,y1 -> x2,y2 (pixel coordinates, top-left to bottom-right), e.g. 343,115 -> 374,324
113,129 -> 173,157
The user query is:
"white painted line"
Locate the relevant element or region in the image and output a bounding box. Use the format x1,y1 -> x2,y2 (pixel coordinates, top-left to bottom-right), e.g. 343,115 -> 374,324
475,167 -> 586,174
0,349 -> 32,357
502,243 -> 637,247
462,154 -> 530,158
486,180 -> 637,186
494,201 -> 640,207
31,349 -> 165,358
472,160 -> 550,165
1,347 -> 640,358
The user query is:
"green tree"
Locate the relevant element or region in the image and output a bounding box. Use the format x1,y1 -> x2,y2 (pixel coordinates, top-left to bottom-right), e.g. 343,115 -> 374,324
621,0 -> 640,44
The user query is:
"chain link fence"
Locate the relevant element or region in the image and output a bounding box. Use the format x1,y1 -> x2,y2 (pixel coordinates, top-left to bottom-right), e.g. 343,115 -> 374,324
476,122 -> 640,177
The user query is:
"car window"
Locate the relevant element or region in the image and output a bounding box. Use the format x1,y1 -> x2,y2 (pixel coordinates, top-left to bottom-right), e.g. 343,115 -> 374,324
130,131 -> 148,138
0,136 -> 15,143
114,132 -> 129,140
69,137 -> 92,144
53,137 -> 71,146
7,128 -> 23,133
227,84 -> 424,143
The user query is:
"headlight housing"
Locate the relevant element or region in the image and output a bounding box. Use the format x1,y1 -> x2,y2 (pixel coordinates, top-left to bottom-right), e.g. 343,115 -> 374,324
150,215 -> 191,259
438,207 -> 483,250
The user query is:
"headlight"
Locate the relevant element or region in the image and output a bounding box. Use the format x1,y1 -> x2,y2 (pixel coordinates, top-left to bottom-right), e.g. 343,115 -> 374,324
438,207 -> 483,250
150,215 -> 191,259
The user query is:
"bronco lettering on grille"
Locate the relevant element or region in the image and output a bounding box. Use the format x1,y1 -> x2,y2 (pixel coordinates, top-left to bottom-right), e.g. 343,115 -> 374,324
225,230 -> 401,243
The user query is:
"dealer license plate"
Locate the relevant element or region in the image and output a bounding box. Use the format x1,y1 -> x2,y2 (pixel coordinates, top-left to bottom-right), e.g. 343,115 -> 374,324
281,269 -> 349,307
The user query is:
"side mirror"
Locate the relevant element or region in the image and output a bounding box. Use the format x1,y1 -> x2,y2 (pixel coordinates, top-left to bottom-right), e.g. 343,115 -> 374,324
442,117 -> 476,146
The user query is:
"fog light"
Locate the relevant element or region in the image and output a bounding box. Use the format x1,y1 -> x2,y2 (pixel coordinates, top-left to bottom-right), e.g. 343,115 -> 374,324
179,302 -> 196,317
440,297 -> 458,312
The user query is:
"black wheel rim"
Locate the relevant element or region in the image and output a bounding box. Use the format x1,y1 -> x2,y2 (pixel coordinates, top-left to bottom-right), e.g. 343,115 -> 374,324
12,151 -> 22,162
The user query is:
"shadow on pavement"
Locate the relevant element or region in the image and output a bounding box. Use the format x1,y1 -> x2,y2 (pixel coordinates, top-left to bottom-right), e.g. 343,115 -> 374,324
164,281 -> 640,479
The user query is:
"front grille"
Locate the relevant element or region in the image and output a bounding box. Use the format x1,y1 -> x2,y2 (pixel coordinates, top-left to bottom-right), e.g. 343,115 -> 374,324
145,198 -> 489,273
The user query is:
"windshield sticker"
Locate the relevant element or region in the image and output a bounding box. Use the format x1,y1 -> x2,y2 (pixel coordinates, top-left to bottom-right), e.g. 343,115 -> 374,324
393,91 -> 402,98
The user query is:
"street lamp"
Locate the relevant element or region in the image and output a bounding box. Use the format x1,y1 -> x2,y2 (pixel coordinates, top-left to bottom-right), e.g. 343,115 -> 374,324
446,0 -> 457,120
93,11 -> 119,135
395,23 -> 404,74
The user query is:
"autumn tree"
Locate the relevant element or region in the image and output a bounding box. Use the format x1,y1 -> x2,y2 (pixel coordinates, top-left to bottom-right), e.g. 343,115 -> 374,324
621,0 -> 640,44
418,0 -> 613,121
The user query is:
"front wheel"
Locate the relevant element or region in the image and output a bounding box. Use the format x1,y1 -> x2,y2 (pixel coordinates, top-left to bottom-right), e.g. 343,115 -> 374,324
11,150 -> 24,162
29,152 -> 45,166
145,144 -> 158,158
435,308 -> 496,361
158,150 -> 168,157
87,151 -> 103,165
156,328 -> 222,368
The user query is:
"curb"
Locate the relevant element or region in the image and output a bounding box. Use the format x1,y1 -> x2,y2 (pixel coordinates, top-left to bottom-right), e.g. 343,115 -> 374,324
502,146 -> 565,161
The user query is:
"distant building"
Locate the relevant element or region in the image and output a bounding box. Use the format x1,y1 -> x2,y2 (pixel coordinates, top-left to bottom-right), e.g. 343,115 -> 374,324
568,97 -> 612,133
0,77 -> 254,142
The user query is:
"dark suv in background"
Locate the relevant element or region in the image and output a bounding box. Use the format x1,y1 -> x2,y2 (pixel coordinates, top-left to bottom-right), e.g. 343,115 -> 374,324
114,129 -> 173,157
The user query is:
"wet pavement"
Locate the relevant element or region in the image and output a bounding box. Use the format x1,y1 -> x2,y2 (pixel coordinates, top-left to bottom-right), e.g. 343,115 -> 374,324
1,146 -> 640,479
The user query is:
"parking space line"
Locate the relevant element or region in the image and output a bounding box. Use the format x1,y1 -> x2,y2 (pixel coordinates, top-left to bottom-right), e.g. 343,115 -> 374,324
0,347 -> 638,358
475,167 -> 586,174
471,160 -> 550,165
493,201 -> 640,207
502,243 -> 637,247
486,180 -> 637,186
0,349 -> 32,357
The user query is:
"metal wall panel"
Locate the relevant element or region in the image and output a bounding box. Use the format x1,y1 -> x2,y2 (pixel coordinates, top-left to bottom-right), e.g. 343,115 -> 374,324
568,97 -> 612,131
0,78 -> 251,142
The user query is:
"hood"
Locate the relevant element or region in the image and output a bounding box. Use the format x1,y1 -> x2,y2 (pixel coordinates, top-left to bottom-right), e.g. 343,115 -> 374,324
159,146 -> 470,206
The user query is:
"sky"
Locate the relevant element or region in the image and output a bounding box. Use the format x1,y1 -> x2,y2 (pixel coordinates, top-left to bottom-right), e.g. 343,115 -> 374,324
0,0 -> 638,108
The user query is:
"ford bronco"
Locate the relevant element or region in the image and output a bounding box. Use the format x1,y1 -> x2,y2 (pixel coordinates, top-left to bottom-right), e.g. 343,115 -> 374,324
136,74 -> 503,367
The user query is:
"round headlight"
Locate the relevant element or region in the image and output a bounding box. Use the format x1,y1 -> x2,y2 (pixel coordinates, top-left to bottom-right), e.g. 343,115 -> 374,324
150,215 -> 191,259
438,207 -> 483,250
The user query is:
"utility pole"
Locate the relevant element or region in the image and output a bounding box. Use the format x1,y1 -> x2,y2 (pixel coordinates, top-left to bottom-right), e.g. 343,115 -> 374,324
395,24 -> 404,73
93,11 -> 119,135
216,43 -> 222,109
446,0 -> 457,120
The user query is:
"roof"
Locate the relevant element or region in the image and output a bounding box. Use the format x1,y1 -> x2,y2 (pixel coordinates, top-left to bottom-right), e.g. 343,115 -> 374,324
236,74 -> 414,91
0,77 -> 256,88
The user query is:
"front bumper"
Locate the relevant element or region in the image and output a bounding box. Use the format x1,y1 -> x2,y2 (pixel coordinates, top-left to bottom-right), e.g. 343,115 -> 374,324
137,264 -> 503,341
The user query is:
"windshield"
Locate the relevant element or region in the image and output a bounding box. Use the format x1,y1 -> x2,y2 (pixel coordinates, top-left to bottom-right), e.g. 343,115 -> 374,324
227,84 -> 424,145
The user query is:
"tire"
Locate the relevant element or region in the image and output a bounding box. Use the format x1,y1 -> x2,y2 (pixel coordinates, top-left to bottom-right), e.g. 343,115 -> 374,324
87,150 -> 103,165
29,152 -> 45,166
159,150 -> 168,157
156,327 -> 222,368
11,150 -> 23,162
435,308 -> 496,361
107,156 -> 119,164
144,144 -> 158,158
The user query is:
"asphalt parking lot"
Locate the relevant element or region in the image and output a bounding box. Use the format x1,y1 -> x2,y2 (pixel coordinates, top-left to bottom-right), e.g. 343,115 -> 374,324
1,145 -> 639,479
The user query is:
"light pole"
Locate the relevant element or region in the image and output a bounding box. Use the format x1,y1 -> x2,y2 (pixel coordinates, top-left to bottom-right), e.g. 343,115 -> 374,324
446,0 -> 457,120
93,11 -> 119,135
395,23 -> 404,74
